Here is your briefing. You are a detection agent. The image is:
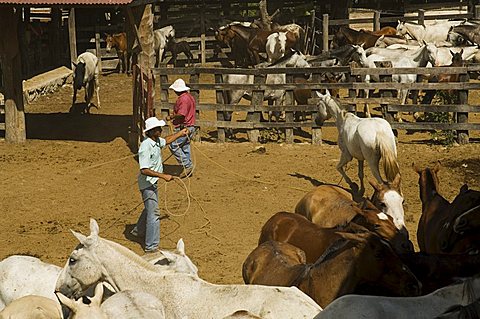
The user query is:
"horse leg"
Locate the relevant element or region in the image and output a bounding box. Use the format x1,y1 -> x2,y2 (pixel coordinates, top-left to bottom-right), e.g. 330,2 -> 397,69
395,89 -> 408,123
337,150 -> 355,190
366,154 -> 383,185
357,159 -> 365,197
95,77 -> 100,109
72,86 -> 77,106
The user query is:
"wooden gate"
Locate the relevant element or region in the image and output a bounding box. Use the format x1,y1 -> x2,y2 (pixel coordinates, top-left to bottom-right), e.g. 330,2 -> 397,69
130,64 -> 154,152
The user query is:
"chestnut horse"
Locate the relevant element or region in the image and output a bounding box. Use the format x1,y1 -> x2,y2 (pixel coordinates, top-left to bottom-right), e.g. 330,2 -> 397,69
331,26 -> 381,49
105,32 -> 129,73
259,211 -> 413,261
361,26 -> 398,37
295,175 -> 405,233
244,234 -> 421,308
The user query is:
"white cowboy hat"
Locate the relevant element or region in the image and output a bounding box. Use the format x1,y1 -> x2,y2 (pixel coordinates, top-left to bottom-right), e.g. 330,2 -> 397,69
143,117 -> 166,133
169,78 -> 190,92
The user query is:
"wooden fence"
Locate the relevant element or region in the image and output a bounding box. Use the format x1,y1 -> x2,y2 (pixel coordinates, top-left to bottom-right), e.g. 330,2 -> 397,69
132,64 -> 480,147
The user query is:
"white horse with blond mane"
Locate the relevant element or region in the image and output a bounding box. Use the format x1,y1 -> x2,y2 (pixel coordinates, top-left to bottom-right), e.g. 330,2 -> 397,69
314,91 -> 404,229
55,219 -> 321,319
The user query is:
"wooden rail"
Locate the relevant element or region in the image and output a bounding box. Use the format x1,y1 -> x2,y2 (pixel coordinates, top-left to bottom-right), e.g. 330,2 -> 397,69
149,64 -> 480,145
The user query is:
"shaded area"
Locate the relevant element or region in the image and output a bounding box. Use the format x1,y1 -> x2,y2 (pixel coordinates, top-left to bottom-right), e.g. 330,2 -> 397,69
443,158 -> 480,187
25,112 -> 131,144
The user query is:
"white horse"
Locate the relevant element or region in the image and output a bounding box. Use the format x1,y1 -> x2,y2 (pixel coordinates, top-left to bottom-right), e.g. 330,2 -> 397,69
72,52 -> 100,110
55,219 -> 322,319
314,277 -> 480,319
223,50 -> 310,124
0,239 -> 197,311
314,91 -> 405,229
396,20 -> 461,43
351,43 -> 438,121
57,283 -> 166,319
266,32 -> 287,62
153,25 -> 175,67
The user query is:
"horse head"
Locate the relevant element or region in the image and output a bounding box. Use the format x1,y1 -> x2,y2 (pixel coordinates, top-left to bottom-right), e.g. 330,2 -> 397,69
56,283 -> 106,319
55,219 -> 103,299
396,20 -> 406,36
73,62 -> 86,90
369,174 -> 406,234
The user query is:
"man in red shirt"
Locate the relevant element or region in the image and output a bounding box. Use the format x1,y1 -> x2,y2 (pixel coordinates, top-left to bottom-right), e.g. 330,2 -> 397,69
166,78 -> 196,178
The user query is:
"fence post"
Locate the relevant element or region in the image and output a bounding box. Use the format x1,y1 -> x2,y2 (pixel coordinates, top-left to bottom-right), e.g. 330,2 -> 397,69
215,73 -> 226,143
374,11 -> 381,31
285,74 -> 294,144
475,5 -> 480,19
159,71 -> 171,134
200,10 -> 206,65
376,61 -> 397,135
95,25 -> 102,74
457,73 -> 469,144
322,14 -> 329,53
247,74 -> 265,143
311,72 -> 322,145
189,72 -> 201,141
308,9 -> 316,55
68,8 -> 77,69
347,64 -> 357,114
418,9 -> 425,26
129,65 -> 140,152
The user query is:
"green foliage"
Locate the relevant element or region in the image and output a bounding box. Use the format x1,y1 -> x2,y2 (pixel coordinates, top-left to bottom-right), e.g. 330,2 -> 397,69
425,90 -> 458,146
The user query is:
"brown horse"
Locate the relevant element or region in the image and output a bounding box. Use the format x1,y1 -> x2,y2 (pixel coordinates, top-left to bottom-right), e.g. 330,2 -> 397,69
414,163 -> 480,254
295,175 -> 406,233
244,234 -> 421,307
215,24 -> 256,67
331,26 -> 381,49
165,37 -> 194,67
400,252 -> 480,294
361,26 -> 398,37
414,163 -> 451,253
259,211 -> 413,261
105,32 -> 129,73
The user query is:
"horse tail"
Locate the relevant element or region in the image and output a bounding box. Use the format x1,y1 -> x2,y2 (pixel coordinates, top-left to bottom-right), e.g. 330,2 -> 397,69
377,131 -> 400,183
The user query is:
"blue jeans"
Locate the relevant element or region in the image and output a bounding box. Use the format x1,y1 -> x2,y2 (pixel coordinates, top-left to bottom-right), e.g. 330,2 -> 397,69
134,184 -> 160,251
169,126 -> 194,169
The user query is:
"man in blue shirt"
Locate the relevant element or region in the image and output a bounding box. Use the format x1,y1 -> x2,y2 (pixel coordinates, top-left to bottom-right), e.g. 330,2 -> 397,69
132,117 -> 189,253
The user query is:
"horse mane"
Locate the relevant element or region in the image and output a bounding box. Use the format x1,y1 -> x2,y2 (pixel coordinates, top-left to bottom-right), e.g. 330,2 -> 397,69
312,237 -> 353,265
100,237 -> 159,272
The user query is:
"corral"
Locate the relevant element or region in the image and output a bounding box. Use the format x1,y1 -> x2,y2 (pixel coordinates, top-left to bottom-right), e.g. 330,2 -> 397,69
2,0 -> 480,316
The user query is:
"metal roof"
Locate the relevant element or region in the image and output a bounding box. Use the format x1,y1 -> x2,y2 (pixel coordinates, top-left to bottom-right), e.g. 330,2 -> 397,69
0,0 -> 133,5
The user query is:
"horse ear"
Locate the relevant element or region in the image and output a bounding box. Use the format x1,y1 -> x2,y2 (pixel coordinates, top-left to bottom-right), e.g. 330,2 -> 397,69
56,292 -> 77,312
392,173 -> 401,189
368,178 -> 383,192
412,162 -> 422,173
422,40 -> 427,46
90,218 -> 99,238
460,184 -> 469,193
71,230 -> 88,245
450,50 -> 455,57
72,61 -> 77,68
91,283 -> 104,306
325,89 -> 331,97
460,49 -> 464,55
177,238 -> 186,255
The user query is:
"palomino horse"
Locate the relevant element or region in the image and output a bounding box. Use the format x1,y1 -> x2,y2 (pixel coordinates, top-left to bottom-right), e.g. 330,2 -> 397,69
314,277 -> 480,319
72,52 -> 100,111
105,32 -> 129,73
314,90 -> 401,197
55,219 -> 321,318
244,233 -> 421,308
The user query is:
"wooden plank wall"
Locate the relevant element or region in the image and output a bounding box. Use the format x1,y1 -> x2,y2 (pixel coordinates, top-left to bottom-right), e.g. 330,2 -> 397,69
152,65 -> 480,145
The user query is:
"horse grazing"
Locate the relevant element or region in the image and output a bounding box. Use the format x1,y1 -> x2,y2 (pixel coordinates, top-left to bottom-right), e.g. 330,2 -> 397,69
153,25 -> 175,67
72,52 -> 100,111
315,90 -> 401,197
55,219 -> 321,318
244,233 -> 421,308
105,32 -> 129,73
164,37 -> 194,66
313,277 -> 480,319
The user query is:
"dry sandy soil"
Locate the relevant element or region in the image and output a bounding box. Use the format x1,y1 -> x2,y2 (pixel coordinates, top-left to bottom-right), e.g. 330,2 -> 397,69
1,73 -> 479,285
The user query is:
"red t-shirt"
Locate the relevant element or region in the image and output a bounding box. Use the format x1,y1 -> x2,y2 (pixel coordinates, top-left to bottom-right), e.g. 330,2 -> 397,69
173,92 -> 196,127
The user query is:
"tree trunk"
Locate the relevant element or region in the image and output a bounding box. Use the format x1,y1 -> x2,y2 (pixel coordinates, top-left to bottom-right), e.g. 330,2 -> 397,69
138,5 -> 155,71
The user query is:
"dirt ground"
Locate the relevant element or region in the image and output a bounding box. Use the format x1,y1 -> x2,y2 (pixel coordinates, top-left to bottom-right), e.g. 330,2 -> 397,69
1,73 -> 479,285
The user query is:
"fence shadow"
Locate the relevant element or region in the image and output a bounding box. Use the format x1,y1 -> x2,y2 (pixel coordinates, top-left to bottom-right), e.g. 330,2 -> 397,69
25,112 -> 131,144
